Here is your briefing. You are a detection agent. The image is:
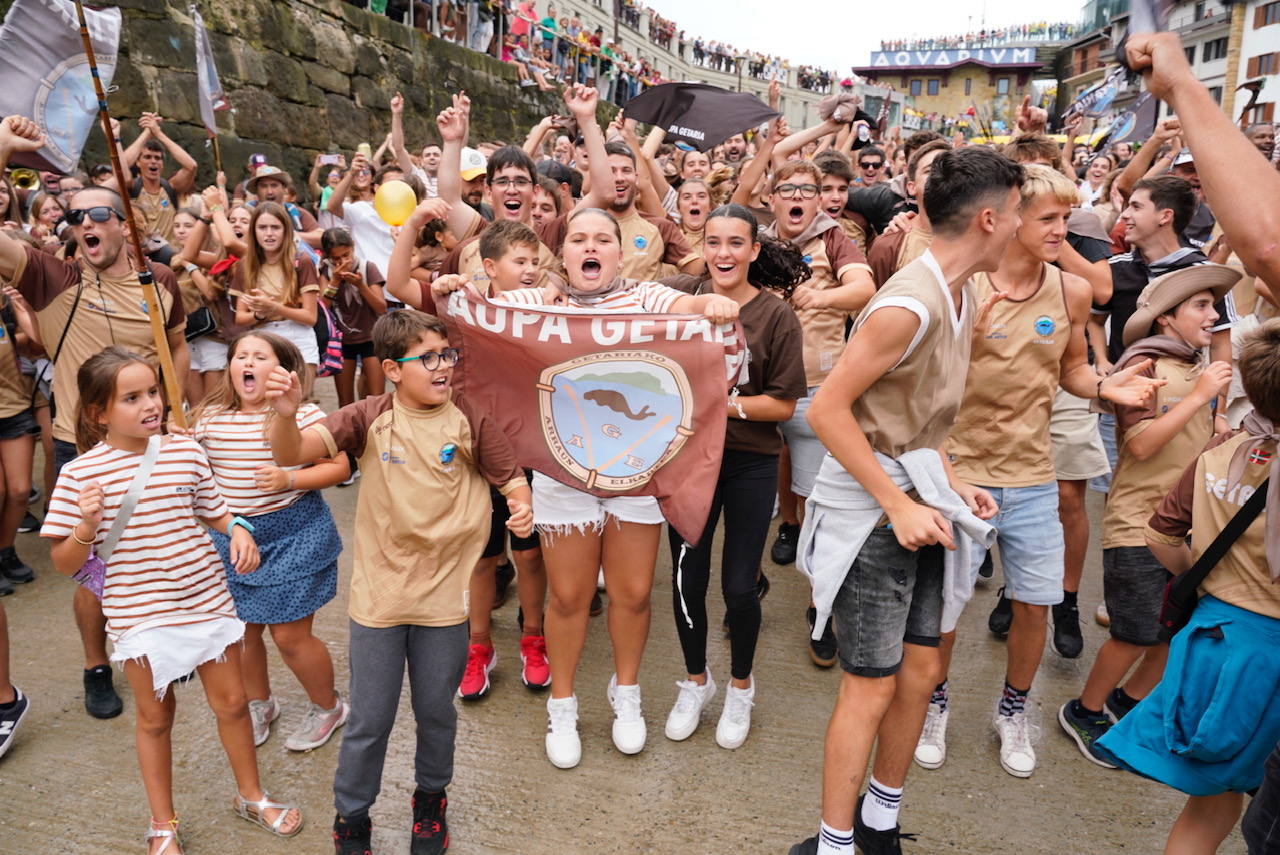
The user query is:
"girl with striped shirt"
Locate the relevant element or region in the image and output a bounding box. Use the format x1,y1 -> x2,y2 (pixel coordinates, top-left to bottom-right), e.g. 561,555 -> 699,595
192,332 -> 348,752
42,346 -> 303,853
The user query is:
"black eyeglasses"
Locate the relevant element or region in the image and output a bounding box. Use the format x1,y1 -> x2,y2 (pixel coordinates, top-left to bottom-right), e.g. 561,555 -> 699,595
775,183 -> 820,199
63,206 -> 123,225
859,161 -> 884,170
393,348 -> 461,370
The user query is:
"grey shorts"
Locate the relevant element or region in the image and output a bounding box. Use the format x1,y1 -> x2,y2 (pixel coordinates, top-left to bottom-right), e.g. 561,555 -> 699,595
831,527 -> 944,678
1102,546 -> 1171,646
779,387 -> 825,497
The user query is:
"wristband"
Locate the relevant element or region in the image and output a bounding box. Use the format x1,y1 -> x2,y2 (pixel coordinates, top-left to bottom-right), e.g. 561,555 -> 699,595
729,390 -> 747,420
228,516 -> 255,536
210,205 -> 225,213
200,216 -> 213,225
72,525 -> 96,546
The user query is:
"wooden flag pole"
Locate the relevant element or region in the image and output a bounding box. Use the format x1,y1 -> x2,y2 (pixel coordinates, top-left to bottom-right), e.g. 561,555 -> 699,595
73,0 -> 186,427
211,133 -> 223,175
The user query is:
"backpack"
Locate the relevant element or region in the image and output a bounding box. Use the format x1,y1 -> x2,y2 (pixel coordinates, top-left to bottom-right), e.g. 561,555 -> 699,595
314,301 -> 344,378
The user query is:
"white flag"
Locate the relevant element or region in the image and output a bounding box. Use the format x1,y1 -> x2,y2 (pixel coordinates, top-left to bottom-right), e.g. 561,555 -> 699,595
190,5 -> 228,137
0,0 -> 121,173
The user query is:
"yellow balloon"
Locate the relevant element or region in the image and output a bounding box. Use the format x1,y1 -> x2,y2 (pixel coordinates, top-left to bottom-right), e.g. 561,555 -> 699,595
373,179 -> 416,227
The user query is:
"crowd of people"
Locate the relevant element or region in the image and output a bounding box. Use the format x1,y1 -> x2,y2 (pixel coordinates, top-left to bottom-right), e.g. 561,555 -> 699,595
2,21 -> 1280,855
879,20 -> 1079,52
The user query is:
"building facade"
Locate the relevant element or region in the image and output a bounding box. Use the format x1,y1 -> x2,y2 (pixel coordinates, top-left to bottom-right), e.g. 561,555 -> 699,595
1239,0 -> 1280,124
1163,0 -> 1233,117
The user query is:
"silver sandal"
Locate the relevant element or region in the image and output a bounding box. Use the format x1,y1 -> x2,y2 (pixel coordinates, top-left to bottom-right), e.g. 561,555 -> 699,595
232,790 -> 304,838
144,817 -> 182,854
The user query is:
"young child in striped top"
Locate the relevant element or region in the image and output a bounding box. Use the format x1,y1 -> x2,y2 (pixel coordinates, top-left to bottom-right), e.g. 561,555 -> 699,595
42,346 -> 303,853
192,331 -> 349,753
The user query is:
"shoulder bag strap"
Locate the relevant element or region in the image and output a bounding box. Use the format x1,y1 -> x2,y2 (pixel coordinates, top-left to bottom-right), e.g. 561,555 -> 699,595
1171,476 -> 1269,597
97,435 -> 162,563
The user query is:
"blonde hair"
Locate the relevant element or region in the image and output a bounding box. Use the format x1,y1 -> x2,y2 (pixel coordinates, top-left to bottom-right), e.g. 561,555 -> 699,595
189,331 -> 305,434
241,202 -> 300,307
1019,163 -> 1081,209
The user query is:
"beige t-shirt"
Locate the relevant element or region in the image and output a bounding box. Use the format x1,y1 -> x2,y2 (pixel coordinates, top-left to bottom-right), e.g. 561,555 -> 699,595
6,246 -> 184,444
852,251 -> 974,457
794,225 -> 872,387
948,265 -> 1071,486
314,392 -> 525,628
133,185 -> 177,243
1103,354 -> 1212,548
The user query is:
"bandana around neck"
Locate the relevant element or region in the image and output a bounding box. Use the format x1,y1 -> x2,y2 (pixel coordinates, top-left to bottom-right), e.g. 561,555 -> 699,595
558,275 -> 631,305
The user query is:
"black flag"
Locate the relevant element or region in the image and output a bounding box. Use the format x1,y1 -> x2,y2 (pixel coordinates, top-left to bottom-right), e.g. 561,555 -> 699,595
623,83 -> 780,152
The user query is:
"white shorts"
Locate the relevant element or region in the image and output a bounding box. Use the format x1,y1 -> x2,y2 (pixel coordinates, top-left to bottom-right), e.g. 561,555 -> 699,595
531,471 -> 664,532
188,334 -> 228,373
779,388 -> 826,497
261,319 -> 319,366
1050,388 -> 1110,481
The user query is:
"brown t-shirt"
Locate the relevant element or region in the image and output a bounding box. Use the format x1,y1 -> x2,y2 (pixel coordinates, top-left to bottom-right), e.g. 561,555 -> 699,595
852,251 -> 974,457
868,224 -> 933,290
228,252 -> 321,308
1147,430 -> 1280,619
948,265 -> 1071,487
838,212 -> 871,256
665,275 -> 807,455
440,224 -> 559,292
331,261 -> 385,345
795,225 -> 872,387
538,210 -> 697,281
313,391 -> 525,628
0,307 -> 32,419
6,246 -> 184,443
1103,353 -> 1212,548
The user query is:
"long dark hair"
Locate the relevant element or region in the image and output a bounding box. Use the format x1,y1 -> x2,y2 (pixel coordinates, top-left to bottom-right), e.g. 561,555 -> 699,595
75,346 -> 156,453
705,204 -> 811,300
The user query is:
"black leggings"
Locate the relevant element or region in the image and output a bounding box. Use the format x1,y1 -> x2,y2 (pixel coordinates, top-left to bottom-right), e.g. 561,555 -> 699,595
669,449 -> 777,680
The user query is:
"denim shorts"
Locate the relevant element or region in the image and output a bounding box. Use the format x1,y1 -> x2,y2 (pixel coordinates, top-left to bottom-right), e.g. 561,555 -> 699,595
188,334 -> 228,373
779,386 -> 825,498
0,409 -> 39,441
531,471 -> 664,533
831,527 -> 944,678
1244,744 -> 1280,851
1090,411 -> 1119,493
967,481 -> 1064,606
1102,545 -> 1171,646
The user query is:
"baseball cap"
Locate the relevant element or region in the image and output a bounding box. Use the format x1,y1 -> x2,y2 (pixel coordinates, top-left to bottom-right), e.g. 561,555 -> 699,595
248,153 -> 268,170
460,147 -> 487,181
1172,148 -> 1195,167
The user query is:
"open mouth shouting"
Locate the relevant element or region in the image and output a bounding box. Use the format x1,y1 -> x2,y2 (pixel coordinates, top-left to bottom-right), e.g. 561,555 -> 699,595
579,257 -> 603,281
503,198 -> 523,217
786,205 -> 806,227
81,232 -> 103,258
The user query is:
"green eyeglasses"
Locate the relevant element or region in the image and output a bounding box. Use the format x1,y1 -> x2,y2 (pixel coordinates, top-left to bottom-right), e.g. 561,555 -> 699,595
394,348 -> 461,370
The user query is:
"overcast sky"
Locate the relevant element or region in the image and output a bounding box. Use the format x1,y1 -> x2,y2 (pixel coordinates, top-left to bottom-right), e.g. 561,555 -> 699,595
641,0 -> 1084,72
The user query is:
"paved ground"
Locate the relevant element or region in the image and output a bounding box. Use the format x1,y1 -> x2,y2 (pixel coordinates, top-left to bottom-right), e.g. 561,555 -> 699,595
0,403 -> 1246,853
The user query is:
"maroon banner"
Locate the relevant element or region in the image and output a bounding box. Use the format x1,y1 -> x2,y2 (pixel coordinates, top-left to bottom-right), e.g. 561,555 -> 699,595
442,289 -> 745,544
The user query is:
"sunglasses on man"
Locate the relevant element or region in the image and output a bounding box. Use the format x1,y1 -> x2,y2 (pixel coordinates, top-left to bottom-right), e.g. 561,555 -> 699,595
859,160 -> 884,170
63,206 -> 124,226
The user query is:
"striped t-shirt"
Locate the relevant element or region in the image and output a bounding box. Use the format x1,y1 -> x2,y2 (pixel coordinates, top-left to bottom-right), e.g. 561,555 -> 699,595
42,436 -> 236,642
193,403 -> 326,516
497,278 -> 685,314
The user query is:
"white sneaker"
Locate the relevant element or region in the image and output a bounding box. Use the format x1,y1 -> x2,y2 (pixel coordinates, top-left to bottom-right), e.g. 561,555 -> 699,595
914,702 -> 949,769
285,696 -> 349,751
607,675 -> 646,754
248,696 -> 280,747
715,680 -> 755,750
664,672 -> 717,741
545,695 -> 581,769
995,710 -> 1037,777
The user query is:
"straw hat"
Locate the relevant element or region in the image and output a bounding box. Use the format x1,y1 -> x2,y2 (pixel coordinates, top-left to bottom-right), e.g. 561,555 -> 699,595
1121,264 -> 1242,346
246,165 -> 294,195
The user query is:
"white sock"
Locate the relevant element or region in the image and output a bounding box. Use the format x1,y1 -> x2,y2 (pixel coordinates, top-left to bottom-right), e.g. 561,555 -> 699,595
816,820 -> 854,855
861,776 -> 903,831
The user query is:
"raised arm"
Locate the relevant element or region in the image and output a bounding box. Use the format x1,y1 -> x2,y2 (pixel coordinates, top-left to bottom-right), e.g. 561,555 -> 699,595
390,92 -> 416,175
730,118 -> 782,207
773,117 -> 841,163
436,92 -> 481,239
201,185 -> 248,258
563,84 -> 613,211
121,115 -> 151,170
1114,118 -> 1180,201
387,198 -> 451,308
1127,30 -> 1280,290
326,153 -> 366,217
523,115 -> 557,159
0,116 -> 45,280
148,115 -> 198,194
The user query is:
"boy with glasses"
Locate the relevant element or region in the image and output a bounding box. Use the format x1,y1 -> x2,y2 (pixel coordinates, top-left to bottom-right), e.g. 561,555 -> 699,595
267,309 -> 532,855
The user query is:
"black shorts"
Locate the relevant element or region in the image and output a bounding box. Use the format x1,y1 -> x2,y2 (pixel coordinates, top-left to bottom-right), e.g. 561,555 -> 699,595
0,409 -> 39,441
481,480 -> 538,559
342,340 -> 374,361
1103,546 -> 1171,646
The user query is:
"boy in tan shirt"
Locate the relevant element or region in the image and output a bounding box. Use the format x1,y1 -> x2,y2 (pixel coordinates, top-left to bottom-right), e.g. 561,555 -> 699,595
266,310 -> 532,855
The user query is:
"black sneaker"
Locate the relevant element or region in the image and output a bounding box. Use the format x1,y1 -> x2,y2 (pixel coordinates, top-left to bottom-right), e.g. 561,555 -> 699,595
977,550 -> 994,579
0,548 -> 34,584
15,512 -> 39,534
1105,688 -> 1137,722
1051,601 -> 1083,659
589,590 -> 603,617
332,813 -> 372,855
987,587 -> 1013,637
411,788 -> 449,855
806,606 -> 836,668
0,574 -> 12,597
0,686 -> 30,759
83,665 -> 123,719
1058,700 -> 1118,768
854,794 -> 918,854
771,522 -> 799,565
787,837 -> 818,855
492,561 -> 515,610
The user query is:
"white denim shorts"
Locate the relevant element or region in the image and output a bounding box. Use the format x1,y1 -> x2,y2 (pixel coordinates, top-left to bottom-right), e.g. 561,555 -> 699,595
531,471 -> 664,533
261,319 -> 319,366
188,334 -> 229,373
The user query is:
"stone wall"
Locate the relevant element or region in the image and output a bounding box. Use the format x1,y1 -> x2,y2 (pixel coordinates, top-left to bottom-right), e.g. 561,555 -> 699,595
2,0 -> 577,198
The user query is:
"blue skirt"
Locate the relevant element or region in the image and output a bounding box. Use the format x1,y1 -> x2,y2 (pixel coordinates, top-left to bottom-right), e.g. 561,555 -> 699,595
1098,595 -> 1280,795
212,490 -> 343,625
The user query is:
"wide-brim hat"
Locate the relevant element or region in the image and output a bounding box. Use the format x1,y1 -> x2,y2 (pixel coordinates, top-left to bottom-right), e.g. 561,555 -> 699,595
247,165 -> 293,195
1122,264 -> 1242,346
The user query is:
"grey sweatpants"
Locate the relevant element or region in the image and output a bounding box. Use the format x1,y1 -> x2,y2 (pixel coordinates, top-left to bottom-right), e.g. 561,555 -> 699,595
333,619 -> 469,818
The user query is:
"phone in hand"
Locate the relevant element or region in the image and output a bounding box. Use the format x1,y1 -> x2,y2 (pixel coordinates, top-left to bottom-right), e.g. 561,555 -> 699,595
319,153 -> 342,166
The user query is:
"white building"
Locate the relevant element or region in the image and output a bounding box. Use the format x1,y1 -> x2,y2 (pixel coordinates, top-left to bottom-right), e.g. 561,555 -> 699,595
1164,0 -> 1233,118
1239,0 -> 1280,125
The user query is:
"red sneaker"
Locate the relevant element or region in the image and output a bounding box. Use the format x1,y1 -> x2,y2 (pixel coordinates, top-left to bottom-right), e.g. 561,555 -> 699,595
519,635 -> 551,690
457,644 -> 496,700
